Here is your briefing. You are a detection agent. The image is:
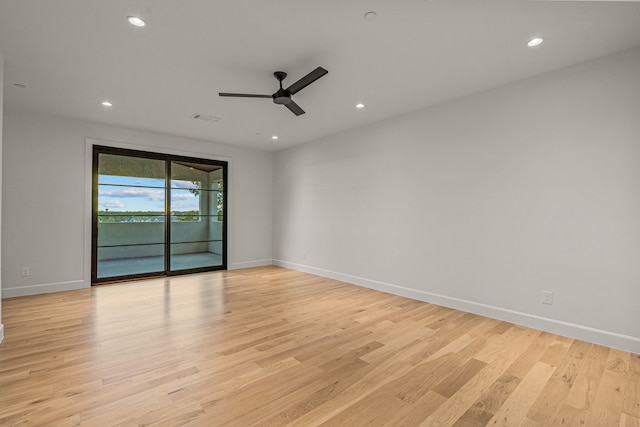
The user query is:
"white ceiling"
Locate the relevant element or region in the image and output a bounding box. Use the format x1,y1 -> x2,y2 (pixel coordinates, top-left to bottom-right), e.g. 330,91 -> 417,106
1,1 -> 640,152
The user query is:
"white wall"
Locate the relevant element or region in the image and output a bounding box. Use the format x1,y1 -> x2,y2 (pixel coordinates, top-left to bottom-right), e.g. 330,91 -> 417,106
2,110 -> 273,297
0,53 -> 4,343
273,47 -> 640,353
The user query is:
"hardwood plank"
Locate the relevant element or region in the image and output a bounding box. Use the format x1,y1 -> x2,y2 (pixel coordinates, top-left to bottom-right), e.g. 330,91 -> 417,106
506,332 -> 557,379
585,368 -> 627,426
626,366 -> 640,417
432,358 -> 488,398
454,373 -> 522,427
609,348 -> 633,374
385,390 -> 448,426
564,344 -> 610,410
486,361 -> 556,426
518,418 -> 544,427
526,339 -> 593,425
487,321 -> 514,335
620,413 -> 640,427
631,353 -> 640,375
539,339 -> 571,367
318,393 -> 411,426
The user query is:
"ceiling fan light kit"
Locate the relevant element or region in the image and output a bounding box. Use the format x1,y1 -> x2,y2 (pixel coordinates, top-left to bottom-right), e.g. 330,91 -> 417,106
219,67 -> 328,116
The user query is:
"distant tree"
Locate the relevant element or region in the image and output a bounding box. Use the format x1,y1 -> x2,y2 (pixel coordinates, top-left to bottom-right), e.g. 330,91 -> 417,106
216,181 -> 224,221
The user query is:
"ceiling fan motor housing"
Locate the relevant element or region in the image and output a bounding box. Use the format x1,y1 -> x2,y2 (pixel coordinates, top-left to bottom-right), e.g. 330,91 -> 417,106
273,90 -> 292,105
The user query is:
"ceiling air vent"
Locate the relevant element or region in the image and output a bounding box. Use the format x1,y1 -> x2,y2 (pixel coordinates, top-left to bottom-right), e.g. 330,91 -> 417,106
192,113 -> 222,123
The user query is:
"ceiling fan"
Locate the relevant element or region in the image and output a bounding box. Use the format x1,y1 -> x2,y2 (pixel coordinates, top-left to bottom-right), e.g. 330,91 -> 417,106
219,67 -> 328,116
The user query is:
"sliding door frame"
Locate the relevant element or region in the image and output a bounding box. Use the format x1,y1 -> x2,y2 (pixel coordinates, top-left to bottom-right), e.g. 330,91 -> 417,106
91,145 -> 228,284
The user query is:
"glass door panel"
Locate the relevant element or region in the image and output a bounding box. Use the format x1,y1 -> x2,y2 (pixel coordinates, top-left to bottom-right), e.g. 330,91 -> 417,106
95,153 -> 167,280
169,161 -> 225,272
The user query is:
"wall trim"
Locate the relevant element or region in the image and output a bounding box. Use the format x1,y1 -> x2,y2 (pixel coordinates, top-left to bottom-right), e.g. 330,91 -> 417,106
273,259 -> 640,354
229,259 -> 273,270
3,280 -> 88,298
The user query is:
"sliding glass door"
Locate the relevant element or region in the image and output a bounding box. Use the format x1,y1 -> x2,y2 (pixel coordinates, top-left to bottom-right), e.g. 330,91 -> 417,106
92,146 -> 227,283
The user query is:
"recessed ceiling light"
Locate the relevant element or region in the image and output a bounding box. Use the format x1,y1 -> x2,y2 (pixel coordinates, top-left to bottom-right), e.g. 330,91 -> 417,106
527,37 -> 544,47
356,103 -> 365,109
127,16 -> 146,27
101,101 -> 113,107
271,135 -> 279,140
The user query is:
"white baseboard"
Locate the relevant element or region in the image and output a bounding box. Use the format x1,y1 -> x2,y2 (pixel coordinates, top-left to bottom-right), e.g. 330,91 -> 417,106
273,259 -> 640,355
229,259 -> 273,270
0,323 -> 4,345
3,279 -> 89,298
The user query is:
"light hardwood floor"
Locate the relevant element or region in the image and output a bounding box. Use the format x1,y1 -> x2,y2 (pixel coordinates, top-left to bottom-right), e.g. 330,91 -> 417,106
1,266 -> 638,426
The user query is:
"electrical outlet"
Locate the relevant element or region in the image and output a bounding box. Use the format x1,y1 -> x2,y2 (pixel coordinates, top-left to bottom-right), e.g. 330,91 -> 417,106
21,267 -> 30,277
542,291 -> 553,305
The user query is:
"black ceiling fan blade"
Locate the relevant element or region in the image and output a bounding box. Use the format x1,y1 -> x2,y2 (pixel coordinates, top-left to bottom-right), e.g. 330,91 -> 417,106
285,67 -> 328,95
218,93 -> 272,98
285,100 -> 305,116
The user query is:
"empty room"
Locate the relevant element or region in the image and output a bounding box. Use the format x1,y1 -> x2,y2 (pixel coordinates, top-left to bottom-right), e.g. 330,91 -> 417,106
1,1 -> 639,426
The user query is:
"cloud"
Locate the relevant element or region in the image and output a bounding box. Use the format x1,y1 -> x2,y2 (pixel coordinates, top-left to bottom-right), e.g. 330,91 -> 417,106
171,201 -> 199,210
172,180 -> 198,190
171,193 -> 196,201
100,199 -> 125,208
99,186 -> 197,213
99,187 -> 165,201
